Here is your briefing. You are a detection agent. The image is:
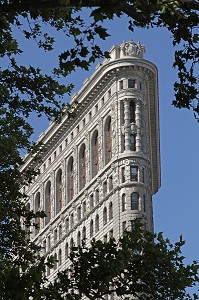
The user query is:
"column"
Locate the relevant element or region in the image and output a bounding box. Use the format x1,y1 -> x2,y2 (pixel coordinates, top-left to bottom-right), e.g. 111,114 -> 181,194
124,99 -> 130,151
135,99 -> 142,152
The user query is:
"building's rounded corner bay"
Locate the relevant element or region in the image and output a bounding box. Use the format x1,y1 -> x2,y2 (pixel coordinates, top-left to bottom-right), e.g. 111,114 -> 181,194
21,41 -> 161,278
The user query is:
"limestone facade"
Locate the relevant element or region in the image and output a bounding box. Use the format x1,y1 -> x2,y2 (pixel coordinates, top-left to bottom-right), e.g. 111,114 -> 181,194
21,41 -> 161,279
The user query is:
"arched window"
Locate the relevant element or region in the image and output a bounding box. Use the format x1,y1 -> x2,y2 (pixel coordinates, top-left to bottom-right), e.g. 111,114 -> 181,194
82,226 -> 86,240
131,192 -> 139,210
77,231 -> 81,247
109,202 -> 113,220
58,249 -> 62,266
105,116 -> 112,164
65,242 -> 69,259
122,194 -> 126,212
35,192 -> 40,235
90,219 -> 93,238
56,169 -> 62,215
45,181 -> 51,225
79,144 -> 86,190
91,130 -> 99,178
103,207 -> 107,225
68,157 -> 74,202
95,214 -> 99,233
129,100 -> 135,123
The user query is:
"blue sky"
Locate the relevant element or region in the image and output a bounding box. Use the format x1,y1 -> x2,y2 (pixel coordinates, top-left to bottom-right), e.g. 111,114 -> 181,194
18,14 -> 199,264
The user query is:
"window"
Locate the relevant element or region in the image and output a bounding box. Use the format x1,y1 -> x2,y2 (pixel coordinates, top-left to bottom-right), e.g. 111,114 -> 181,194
71,132 -> 73,140
103,207 -> 107,225
121,167 -> 125,183
76,125 -> 79,133
54,229 -> 57,244
77,231 -> 81,247
70,238 -> 74,252
82,226 -> 86,240
89,111 -> 92,120
58,249 -> 62,266
35,192 -> 40,235
59,225 -> 62,240
104,234 -> 107,243
47,235 -> 51,251
109,229 -> 113,239
108,89 -> 111,97
130,166 -> 138,181
119,80 -> 123,90
90,194 -> 94,210
54,151 -> 57,159
68,157 -> 74,202
82,118 -> 85,127
143,194 -> 146,212
45,181 -> 51,225
103,181 -> 107,197
65,218 -> 69,233
65,138 -> 68,146
70,213 -> 74,228
131,192 -> 139,210
109,176 -> 113,191
129,100 -> 135,123
48,157 -> 51,166
122,221 -> 126,233
65,243 -> 69,258
105,116 -> 112,164
77,206 -> 81,221
122,194 -> 126,212
55,169 -> 62,214
59,144 -> 62,153
140,82 -> 142,90
128,79 -> 136,88
95,214 -> 99,233
43,239 -> 46,254
101,97 -> 104,106
54,254 -> 57,270
109,202 -> 113,220
90,219 -> 94,237
91,130 -> 99,178
95,189 -> 99,204
130,134 -> 136,151
95,104 -> 98,113
83,201 -> 86,217
79,144 -> 86,190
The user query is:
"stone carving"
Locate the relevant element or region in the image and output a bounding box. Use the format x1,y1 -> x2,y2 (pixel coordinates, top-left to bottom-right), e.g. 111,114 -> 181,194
121,40 -> 145,58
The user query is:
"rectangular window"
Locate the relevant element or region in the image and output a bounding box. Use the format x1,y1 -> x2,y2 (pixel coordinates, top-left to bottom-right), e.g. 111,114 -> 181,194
77,206 -> 81,221
109,229 -> 113,239
130,134 -> 136,151
103,181 -> 107,197
108,89 -> 111,97
119,80 -> 123,90
140,82 -> 142,90
59,225 -> 62,240
101,97 -> 104,106
130,166 -> 138,181
83,201 -> 86,217
128,79 -> 136,88
54,229 -> 57,244
109,176 -> 113,191
76,125 -> 79,134
65,218 -> 69,232
143,195 -> 146,212
95,189 -> 99,204
90,194 -> 94,210
95,104 -> 98,113
82,118 -> 85,127
104,234 -> 107,243
122,221 -> 126,233
47,236 -> 51,251
59,144 -> 62,153
121,167 -> 125,183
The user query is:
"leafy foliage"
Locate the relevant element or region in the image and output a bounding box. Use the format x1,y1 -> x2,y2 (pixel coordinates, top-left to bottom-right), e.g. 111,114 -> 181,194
45,220 -> 199,300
